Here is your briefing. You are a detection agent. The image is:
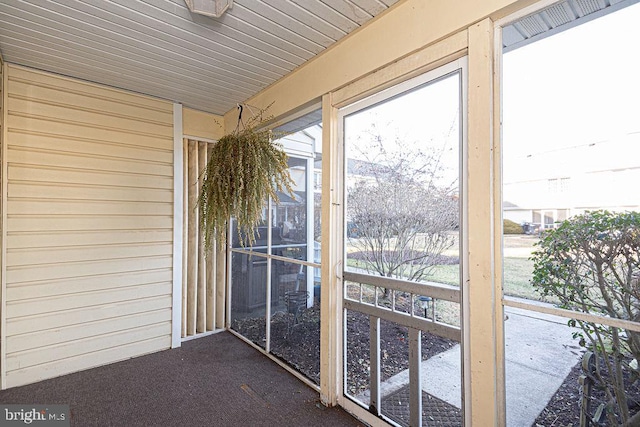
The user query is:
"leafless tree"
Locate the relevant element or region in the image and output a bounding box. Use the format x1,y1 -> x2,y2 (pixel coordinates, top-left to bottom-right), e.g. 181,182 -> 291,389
346,124 -> 459,293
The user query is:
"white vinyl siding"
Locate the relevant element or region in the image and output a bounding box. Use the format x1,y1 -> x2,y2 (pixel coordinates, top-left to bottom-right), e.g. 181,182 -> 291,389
3,65 -> 174,388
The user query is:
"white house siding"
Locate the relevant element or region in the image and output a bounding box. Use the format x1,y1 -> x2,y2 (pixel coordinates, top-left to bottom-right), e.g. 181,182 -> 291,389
503,133 -> 640,226
3,65 -> 174,388
279,132 -> 315,159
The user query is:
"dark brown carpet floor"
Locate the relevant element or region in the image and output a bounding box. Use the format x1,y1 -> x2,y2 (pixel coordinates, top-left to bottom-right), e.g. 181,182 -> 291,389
0,332 -> 364,427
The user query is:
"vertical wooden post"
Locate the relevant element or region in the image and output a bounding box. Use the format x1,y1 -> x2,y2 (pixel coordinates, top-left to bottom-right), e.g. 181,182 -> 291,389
369,316 -> 381,415
216,238 -> 226,329
492,23 -> 507,427
196,142 -> 207,333
409,328 -> 423,427
466,18 -> 500,426
182,140 -> 188,338
1,61 -> 8,388
320,93 -> 342,407
186,140 -> 198,336
172,104 -> 183,348
206,237 -> 215,332
203,144 -> 215,332
213,138 -> 225,330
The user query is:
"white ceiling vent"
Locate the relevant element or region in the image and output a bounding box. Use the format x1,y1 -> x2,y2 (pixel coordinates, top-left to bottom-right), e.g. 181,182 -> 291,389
184,0 -> 233,18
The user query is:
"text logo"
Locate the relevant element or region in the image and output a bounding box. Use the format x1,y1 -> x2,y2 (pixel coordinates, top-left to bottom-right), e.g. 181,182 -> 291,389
0,405 -> 69,427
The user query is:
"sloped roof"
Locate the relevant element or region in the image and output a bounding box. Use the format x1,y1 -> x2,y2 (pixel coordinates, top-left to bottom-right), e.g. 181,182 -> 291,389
502,0 -> 637,52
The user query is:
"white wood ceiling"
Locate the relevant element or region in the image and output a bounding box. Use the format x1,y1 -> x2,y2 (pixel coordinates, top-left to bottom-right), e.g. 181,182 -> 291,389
0,0 -> 399,115
4,0 -> 637,116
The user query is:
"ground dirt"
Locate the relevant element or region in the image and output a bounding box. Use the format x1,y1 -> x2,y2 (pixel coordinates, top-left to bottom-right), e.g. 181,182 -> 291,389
233,304 -> 640,427
534,356 -> 640,427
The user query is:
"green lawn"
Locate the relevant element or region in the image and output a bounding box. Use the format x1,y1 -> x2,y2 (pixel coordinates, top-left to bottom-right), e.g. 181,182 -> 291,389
347,234 -> 550,302
425,258 -> 553,301
502,257 -> 537,299
424,264 -> 459,287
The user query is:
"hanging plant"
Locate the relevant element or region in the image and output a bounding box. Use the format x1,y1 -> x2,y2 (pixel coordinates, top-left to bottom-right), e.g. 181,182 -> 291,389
199,105 -> 294,248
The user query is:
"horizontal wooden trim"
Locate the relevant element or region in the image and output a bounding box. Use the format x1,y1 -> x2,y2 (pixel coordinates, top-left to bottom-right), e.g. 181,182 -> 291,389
332,30 -> 468,109
7,109 -> 172,140
8,96 -> 171,137
8,132 -> 172,164
9,164 -> 173,190
5,335 -> 171,388
6,322 -> 171,371
344,271 -> 460,303
9,79 -> 173,125
7,147 -> 173,177
503,297 -> 640,333
6,215 -> 172,233
8,182 -> 172,203
180,328 -> 224,342
8,199 -> 173,216
230,247 -> 321,269
344,300 -> 461,342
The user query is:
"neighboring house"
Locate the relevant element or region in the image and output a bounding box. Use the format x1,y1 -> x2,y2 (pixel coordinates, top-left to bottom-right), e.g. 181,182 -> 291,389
504,132 -> 640,230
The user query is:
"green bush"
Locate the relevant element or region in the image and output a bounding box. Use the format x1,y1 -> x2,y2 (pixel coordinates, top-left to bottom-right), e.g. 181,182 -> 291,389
531,210 -> 640,425
503,219 -> 524,234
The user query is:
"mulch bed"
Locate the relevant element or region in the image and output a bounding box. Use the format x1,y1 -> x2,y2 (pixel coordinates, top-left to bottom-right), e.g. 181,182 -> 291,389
232,304 -> 456,392
233,305 -> 640,427
345,309 -> 457,396
534,355 -> 640,427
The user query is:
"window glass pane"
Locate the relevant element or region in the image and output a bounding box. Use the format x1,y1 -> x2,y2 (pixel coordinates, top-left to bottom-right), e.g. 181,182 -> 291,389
271,156 -> 308,259
343,67 -> 463,423
230,208 -> 268,249
344,73 -> 460,288
345,307 -> 370,404
504,309 -> 583,426
229,114 -> 322,382
503,3 -> 640,425
269,260 -> 320,384
230,251 -> 268,349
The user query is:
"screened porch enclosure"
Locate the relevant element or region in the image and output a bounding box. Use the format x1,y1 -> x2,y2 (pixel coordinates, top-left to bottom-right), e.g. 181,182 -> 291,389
228,117 -> 323,386
2,0 -> 640,426
341,60 -> 465,427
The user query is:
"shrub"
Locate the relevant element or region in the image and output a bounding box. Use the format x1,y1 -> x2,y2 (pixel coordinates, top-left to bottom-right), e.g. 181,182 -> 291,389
503,219 -> 524,234
530,210 -> 640,426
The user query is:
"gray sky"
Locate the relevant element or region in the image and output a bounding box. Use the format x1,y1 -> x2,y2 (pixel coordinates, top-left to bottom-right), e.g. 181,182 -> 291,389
503,2 -> 640,161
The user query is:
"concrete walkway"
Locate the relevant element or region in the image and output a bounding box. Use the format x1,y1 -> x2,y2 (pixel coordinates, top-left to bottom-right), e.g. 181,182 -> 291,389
366,305 -> 583,426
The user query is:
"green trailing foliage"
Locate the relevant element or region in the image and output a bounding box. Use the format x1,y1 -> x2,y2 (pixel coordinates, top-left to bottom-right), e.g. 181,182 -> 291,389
198,108 -> 294,248
530,210 -> 640,426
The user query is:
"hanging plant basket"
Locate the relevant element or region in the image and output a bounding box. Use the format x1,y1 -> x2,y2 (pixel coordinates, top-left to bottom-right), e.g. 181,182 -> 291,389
199,106 -> 294,248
